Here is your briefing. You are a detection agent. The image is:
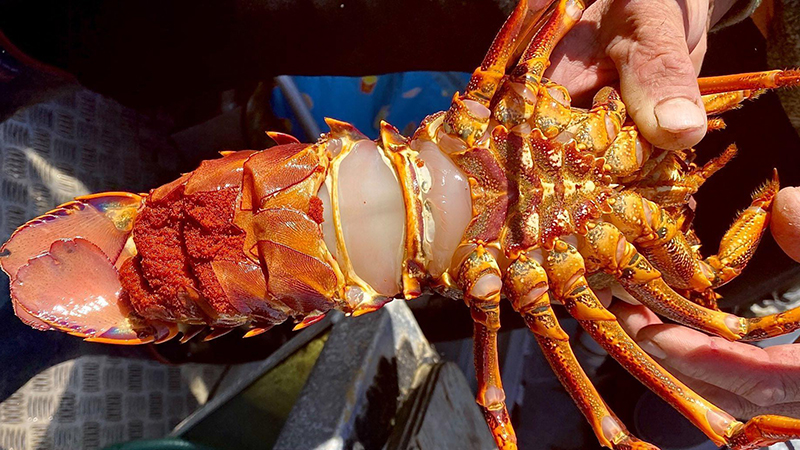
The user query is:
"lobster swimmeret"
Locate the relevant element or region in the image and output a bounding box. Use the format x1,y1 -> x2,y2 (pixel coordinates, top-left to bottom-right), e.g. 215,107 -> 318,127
4,1 -> 800,449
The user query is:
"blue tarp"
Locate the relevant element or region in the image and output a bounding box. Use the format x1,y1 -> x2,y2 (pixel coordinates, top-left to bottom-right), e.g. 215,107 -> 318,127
271,72 -> 471,141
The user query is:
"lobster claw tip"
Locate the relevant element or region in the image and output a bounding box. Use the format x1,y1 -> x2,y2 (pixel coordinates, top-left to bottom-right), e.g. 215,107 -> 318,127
751,169 -> 781,205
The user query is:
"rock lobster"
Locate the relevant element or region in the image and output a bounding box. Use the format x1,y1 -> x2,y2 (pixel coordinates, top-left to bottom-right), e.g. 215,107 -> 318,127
3,0 -> 800,448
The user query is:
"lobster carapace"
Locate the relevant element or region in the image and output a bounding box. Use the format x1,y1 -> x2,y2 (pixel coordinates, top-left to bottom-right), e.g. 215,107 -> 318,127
4,0 -> 800,448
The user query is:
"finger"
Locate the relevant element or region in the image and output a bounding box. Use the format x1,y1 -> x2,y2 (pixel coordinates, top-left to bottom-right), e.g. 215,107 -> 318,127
674,373 -> 754,418
634,323 -> 800,407
610,282 -> 642,305
609,300 -> 661,337
688,29 -> 707,75
596,287 -> 613,307
546,1 -> 615,101
613,301 -> 800,418
679,0 -> 711,53
688,378 -> 800,420
771,186 -> 800,263
602,0 -> 707,150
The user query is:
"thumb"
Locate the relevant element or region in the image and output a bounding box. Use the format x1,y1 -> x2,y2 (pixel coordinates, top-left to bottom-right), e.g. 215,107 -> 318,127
602,0 -> 707,150
771,186 -> 800,263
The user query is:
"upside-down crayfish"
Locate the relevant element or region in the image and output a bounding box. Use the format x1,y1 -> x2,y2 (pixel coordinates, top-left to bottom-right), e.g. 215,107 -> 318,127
3,0 -> 800,448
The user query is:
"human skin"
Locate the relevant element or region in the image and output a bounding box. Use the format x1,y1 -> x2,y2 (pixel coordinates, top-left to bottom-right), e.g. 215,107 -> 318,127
544,0 -> 800,418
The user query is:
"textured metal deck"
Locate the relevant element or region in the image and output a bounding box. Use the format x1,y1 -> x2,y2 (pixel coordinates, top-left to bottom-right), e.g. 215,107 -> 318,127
0,89 -> 221,450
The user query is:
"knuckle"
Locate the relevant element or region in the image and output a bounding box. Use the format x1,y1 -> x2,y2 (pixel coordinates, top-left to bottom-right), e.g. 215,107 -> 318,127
740,377 -> 787,407
726,396 -> 757,420
627,42 -> 697,88
604,2 -> 697,90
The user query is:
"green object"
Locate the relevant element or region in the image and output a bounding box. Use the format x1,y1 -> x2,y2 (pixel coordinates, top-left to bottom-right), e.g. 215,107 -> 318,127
179,331 -> 329,450
102,438 -> 218,450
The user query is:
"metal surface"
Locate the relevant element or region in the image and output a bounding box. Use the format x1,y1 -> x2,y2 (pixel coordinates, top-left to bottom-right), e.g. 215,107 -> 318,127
0,355 -> 226,450
170,314 -> 337,439
0,89 -> 212,450
273,300 -> 439,450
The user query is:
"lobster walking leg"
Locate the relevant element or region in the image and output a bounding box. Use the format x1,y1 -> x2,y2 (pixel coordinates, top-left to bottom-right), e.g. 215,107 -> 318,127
515,0 -> 583,82
702,90 -> 764,115
577,227 -> 800,450
726,416 -> 800,450
492,0 -> 584,135
441,0 -> 540,148
582,219 -> 800,343
458,246 -> 517,450
505,256 -> 657,449
543,239 -> 744,446
698,69 -> 800,115
606,178 -> 776,293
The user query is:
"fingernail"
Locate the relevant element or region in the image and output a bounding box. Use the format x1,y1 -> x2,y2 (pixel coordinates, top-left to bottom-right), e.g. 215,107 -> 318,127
639,338 -> 667,359
654,97 -> 706,133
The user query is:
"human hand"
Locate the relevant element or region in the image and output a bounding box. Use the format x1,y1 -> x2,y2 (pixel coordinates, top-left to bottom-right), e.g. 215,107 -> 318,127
773,187 -> 800,263
546,0 -> 800,422
606,186 -> 800,417
544,0 -> 739,150
611,300 -> 800,419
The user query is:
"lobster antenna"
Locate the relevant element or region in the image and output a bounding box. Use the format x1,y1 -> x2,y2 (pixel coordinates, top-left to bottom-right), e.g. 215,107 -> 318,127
697,69 -> 800,95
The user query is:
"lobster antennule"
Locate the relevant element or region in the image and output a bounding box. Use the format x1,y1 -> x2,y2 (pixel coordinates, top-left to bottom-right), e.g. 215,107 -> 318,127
0,192 -> 158,344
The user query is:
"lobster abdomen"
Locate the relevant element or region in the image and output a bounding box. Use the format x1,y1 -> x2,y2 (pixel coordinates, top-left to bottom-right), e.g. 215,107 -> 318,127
2,118 -> 479,343
1,144 -> 340,343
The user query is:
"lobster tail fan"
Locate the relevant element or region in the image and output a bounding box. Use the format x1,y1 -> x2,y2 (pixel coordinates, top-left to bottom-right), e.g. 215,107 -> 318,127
0,192 -> 142,277
0,192 -> 162,344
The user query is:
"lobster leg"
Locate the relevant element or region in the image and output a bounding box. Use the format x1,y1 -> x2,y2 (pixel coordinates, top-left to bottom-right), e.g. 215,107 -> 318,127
576,227 -> 800,450
458,245 -> 517,449
515,0 -> 583,82
605,175 -> 775,293
697,69 -> 800,95
567,86 -> 627,155
441,0 -> 538,148
543,238 -> 738,446
701,172 -> 778,288
492,0 -> 584,134
697,69 -> 800,116
602,126 -> 654,179
504,256 -> 657,449
581,218 -> 800,343
725,416 -> 800,450
702,90 -> 764,115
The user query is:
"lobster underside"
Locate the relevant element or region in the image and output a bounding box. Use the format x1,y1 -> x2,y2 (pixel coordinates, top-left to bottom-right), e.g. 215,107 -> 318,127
4,0 -> 800,449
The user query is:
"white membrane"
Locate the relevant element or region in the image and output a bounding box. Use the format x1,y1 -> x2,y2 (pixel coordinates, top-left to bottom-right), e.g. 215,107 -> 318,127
335,140 -> 405,296
417,141 -> 472,277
